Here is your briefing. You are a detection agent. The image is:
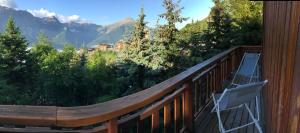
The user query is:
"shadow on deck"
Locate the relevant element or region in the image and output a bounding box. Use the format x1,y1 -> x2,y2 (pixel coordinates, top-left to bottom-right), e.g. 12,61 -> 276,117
195,98 -> 263,133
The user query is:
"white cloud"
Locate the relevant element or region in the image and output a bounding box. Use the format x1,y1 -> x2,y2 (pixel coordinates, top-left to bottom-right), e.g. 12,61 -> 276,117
27,8 -> 56,18
28,8 -> 91,24
0,0 -> 17,9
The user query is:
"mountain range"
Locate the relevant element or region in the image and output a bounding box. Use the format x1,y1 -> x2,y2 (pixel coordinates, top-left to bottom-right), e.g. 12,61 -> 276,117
0,6 -> 135,49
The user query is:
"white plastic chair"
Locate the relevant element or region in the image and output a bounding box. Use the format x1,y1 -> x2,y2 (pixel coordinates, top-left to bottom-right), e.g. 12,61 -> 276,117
212,80 -> 268,133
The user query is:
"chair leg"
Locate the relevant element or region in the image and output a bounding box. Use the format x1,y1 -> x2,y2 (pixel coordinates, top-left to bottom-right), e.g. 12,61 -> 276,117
211,106 -> 216,113
256,96 -> 260,121
211,93 -> 217,113
245,104 -> 263,133
216,108 -> 226,133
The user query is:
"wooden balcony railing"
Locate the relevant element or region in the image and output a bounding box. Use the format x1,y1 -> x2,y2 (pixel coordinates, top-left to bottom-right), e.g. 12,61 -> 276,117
0,46 -> 261,133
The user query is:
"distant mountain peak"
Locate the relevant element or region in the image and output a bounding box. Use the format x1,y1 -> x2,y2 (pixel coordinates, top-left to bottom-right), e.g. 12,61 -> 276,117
0,5 -> 14,11
43,16 -> 59,23
0,5 -> 12,10
104,17 -> 135,33
121,17 -> 135,23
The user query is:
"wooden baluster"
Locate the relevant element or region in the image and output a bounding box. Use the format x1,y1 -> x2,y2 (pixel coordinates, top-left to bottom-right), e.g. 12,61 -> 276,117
223,62 -> 225,82
224,60 -> 227,79
212,69 -> 216,93
221,62 -> 224,88
229,53 -> 234,74
227,55 -> 230,75
226,59 -> 229,78
183,82 -> 194,132
233,53 -> 236,72
209,73 -> 211,101
232,52 -> 236,70
194,81 -> 199,113
206,75 -> 209,103
228,59 -> 230,78
174,97 -> 181,133
199,79 -> 204,106
108,118 -> 118,133
220,62 -> 224,87
223,61 -> 226,83
164,104 -> 171,133
181,93 -> 185,121
216,61 -> 221,92
198,80 -> 201,110
209,72 -> 212,98
137,119 -> 143,133
152,111 -> 159,133
225,61 -> 227,81
228,58 -> 230,77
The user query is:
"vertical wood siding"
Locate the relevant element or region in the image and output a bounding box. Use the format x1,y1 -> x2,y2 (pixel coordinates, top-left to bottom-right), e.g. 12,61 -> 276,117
263,1 -> 300,133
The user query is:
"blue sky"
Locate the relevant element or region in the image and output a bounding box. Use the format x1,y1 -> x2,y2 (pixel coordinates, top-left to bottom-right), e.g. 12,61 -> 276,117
3,0 -> 214,28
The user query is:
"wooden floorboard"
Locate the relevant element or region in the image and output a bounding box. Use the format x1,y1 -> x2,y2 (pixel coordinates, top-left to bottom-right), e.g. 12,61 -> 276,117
195,98 -> 263,133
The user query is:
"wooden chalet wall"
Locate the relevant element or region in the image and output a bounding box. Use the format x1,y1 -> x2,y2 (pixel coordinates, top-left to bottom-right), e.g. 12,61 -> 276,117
263,1 -> 300,133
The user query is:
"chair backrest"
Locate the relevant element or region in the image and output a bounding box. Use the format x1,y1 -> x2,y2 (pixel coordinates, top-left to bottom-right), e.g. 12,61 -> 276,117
218,80 -> 268,110
231,53 -> 261,85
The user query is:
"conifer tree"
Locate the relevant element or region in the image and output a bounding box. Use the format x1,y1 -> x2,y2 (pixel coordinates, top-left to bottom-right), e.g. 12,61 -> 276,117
154,0 -> 187,70
201,0 -> 232,57
0,17 -> 29,85
119,8 -> 152,90
30,33 -> 56,67
128,8 -> 150,66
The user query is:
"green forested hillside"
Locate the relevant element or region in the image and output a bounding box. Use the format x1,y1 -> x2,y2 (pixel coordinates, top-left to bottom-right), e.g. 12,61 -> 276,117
181,18 -> 208,34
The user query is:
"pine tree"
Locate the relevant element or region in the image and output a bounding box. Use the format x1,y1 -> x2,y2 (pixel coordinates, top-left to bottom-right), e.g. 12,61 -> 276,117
0,17 -> 29,85
128,8 -> 150,66
154,0 -> 187,70
201,0 -> 232,58
30,33 -> 56,68
119,8 -> 152,90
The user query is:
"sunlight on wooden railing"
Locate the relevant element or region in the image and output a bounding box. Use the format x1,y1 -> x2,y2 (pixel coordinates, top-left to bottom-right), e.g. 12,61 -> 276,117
0,46 -> 261,133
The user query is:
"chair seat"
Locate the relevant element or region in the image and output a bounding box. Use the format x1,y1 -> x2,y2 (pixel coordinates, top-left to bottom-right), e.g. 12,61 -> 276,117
212,80 -> 267,133
213,93 -> 229,110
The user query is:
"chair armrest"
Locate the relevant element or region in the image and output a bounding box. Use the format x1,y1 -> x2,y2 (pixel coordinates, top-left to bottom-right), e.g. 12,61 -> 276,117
212,93 -> 218,106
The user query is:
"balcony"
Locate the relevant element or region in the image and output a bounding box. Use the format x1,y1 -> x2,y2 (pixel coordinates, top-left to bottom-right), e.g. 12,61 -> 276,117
0,46 -> 262,133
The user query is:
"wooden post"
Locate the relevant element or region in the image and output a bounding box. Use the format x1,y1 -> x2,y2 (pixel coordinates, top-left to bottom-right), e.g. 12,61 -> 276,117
137,119 -> 143,133
231,52 -> 236,72
183,82 -> 194,132
152,111 -> 159,133
164,104 -> 171,133
216,61 -> 221,92
108,118 -> 118,133
194,81 -> 199,113
174,97 -> 181,133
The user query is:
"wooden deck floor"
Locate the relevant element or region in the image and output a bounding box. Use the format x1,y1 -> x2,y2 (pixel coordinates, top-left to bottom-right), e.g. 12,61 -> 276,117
195,97 -> 264,133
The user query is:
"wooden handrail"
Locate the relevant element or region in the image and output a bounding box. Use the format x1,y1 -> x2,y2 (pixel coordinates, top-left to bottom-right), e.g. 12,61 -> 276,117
140,85 -> 186,120
0,45 -> 262,132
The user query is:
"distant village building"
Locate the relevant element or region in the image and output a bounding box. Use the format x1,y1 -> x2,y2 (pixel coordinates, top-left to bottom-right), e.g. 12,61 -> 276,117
88,47 -> 96,52
114,40 -> 126,51
98,43 -> 113,51
77,48 -> 85,54
84,41 -> 126,53
87,43 -> 113,52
